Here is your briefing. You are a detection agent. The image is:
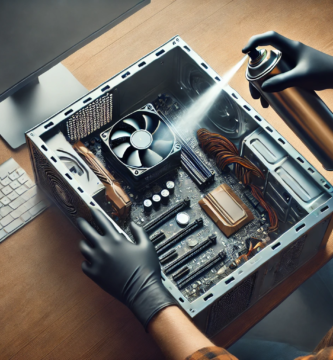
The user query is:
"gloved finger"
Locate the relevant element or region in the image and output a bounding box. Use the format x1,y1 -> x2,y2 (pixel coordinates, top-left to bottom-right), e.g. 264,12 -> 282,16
77,217 -> 101,247
242,31 -> 296,55
130,221 -> 149,246
90,207 -> 121,240
249,83 -> 261,99
260,96 -> 269,108
79,239 -> 95,264
261,68 -> 300,92
81,260 -> 96,279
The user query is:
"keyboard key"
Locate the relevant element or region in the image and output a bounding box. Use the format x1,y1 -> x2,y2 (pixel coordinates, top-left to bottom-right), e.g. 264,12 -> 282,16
24,179 -> 35,189
16,168 -> 25,176
0,206 -> 11,217
29,201 -> 47,216
1,197 -> 11,206
18,174 -> 29,185
0,229 -> 7,241
9,172 -> 19,181
1,177 -> 11,186
10,180 -> 20,190
0,158 -> 19,180
11,204 -> 28,219
22,186 -> 37,201
0,214 -> 14,227
0,183 -> 3,190
4,218 -> 23,234
16,185 -> 27,195
25,193 -> 44,210
20,211 -> 32,222
2,185 -> 12,195
9,196 -> 25,210
8,191 -> 19,201
0,192 -> 4,200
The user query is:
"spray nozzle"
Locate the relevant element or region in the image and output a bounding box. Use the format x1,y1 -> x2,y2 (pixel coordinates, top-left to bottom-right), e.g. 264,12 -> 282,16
247,48 -> 267,66
248,48 -> 261,61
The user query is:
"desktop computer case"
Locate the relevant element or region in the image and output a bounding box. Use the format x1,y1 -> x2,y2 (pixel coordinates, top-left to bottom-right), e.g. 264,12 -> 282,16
26,36 -> 333,337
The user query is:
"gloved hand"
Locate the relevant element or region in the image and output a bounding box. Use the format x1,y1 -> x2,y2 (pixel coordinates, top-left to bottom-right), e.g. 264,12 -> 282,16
77,208 -> 177,330
242,31 -> 333,108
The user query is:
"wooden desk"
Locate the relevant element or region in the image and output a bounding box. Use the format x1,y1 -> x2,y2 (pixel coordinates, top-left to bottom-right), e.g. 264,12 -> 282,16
2,0 -> 333,358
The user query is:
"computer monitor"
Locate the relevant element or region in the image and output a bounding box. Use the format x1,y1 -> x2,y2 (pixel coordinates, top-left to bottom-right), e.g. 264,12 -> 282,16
0,0 -> 150,149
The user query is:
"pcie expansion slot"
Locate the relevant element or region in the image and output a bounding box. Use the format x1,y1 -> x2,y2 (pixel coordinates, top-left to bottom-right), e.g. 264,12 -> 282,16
163,234 -> 217,274
143,197 -> 190,232
156,218 -> 203,255
177,250 -> 226,290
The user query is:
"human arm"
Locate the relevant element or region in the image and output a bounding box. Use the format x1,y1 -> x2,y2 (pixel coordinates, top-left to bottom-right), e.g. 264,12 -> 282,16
242,31 -> 333,107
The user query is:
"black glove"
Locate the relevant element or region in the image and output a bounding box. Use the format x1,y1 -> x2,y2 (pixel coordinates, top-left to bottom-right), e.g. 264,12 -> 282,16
242,31 -> 333,108
77,208 -> 177,329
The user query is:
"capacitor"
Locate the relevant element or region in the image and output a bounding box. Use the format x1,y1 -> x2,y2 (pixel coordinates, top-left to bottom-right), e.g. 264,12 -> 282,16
143,199 -> 153,212
166,181 -> 175,195
176,212 -> 190,227
152,194 -> 161,208
160,189 -> 170,204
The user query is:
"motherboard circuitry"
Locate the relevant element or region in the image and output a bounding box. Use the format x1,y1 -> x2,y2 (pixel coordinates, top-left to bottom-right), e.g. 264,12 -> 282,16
83,93 -> 274,302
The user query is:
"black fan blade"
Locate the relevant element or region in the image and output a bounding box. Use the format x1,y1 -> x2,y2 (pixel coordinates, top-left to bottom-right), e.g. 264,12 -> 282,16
126,149 -> 142,167
122,118 -> 141,131
143,114 -> 158,134
111,130 -> 131,141
112,142 -> 131,158
150,139 -> 174,158
140,149 -> 163,167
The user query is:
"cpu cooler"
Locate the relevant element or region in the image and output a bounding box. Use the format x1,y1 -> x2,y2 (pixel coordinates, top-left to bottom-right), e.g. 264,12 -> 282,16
101,104 -> 181,188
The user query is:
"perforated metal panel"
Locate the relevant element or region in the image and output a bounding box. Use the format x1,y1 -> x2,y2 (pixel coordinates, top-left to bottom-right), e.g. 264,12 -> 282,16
65,93 -> 113,142
206,272 -> 258,337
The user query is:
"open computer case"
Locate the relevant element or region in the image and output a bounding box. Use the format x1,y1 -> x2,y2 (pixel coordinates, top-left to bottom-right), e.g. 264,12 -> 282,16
26,36 -> 333,337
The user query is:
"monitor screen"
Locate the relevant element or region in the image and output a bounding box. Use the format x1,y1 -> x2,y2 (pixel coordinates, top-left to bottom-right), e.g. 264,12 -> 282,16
0,0 -> 149,101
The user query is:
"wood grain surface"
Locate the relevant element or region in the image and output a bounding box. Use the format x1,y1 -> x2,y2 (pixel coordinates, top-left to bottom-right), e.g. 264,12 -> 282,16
1,0 -> 333,359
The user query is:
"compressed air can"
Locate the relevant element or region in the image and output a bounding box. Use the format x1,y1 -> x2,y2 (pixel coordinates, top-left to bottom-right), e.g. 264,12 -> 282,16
246,49 -> 333,170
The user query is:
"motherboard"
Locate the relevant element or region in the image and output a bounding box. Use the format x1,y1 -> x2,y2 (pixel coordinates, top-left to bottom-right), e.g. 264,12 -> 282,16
79,93 -> 275,303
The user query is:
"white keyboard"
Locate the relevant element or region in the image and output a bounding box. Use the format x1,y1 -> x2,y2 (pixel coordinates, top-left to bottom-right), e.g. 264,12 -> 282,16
0,158 -> 49,243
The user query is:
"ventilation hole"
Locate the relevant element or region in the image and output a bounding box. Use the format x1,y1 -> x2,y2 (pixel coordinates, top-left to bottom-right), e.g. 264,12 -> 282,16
90,201 -> 95,206
272,242 -> 281,250
83,97 -> 92,104
225,277 -> 235,285
283,192 -> 291,202
296,223 -> 305,232
254,115 -> 262,121
44,122 -> 54,129
161,275 -> 165,281
64,109 -> 73,116
320,179 -> 325,183
266,126 -> 273,132
184,46 -> 191,52
238,270 -> 243,275
41,145 -> 48,151
215,76 -> 221,81
297,157 -> 304,163
179,297 -> 185,303
51,156 -> 57,163
121,71 -> 130,79
65,173 -> 72,180
201,63 -> 208,69
138,61 -> 146,68
232,93 -> 238,99
204,293 -> 214,301
324,184 -> 330,189
278,138 -> 285,145
156,49 -> 165,56
321,205 -> 329,213
101,85 -> 110,92
243,105 -> 251,111
308,167 -> 315,174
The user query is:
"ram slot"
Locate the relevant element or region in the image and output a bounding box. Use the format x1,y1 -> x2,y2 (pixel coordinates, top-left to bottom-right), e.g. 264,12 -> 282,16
156,218 -> 203,256
158,112 -> 214,188
177,251 -> 226,290
164,234 -> 217,274
172,266 -> 190,281
159,249 -> 178,265
143,197 -> 190,232
150,230 -> 166,244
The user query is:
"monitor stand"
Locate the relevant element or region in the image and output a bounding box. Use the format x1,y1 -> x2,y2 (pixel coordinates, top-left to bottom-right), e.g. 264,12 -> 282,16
0,63 -> 88,149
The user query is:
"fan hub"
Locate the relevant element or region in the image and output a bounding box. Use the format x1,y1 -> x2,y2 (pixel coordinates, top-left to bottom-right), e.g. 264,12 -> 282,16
130,130 -> 153,150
